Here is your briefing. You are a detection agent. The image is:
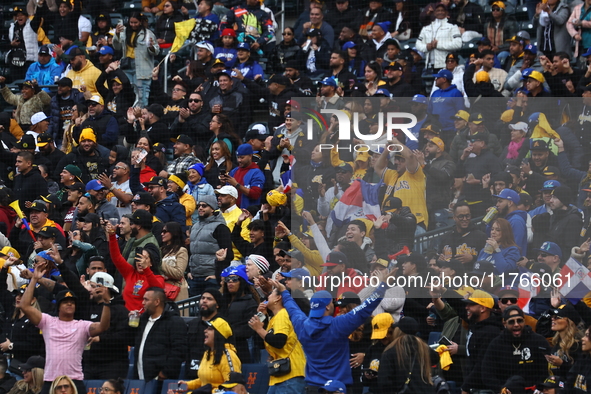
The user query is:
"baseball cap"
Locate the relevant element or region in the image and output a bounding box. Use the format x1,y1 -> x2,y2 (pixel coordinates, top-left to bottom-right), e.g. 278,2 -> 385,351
38,45 -> 51,55
215,185 -> 239,199
68,47 -> 86,57
98,46 -> 114,56
244,124 -> 268,141
420,124 -> 440,135
320,77 -> 337,87
470,260 -> 495,275
268,74 -> 291,86
535,241 -> 562,258
497,285 -> 519,298
469,112 -> 484,124
516,30 -> 531,41
537,376 -> 565,391
171,134 -> 194,146
90,272 -> 119,293
212,58 -> 225,67
529,139 -> 550,151
542,166 -> 560,177
509,122 -> 528,133
524,44 -> 537,54
437,258 -> 463,275
55,290 -> 77,306
370,313 -> 394,339
37,226 -> 59,238
309,290 -> 333,318
525,69 -> 545,83
221,28 -> 237,37
16,134 -> 35,150
319,380 -> 346,393
36,133 -> 53,147
428,137 -> 445,151
236,144 -> 254,156
130,209 -> 153,227
237,42 -> 251,51
411,94 -> 427,104
334,291 -> 361,307
219,372 -> 246,390
307,28 -> 322,37
551,304 -> 581,325
392,316 -> 419,335
342,41 -> 356,50
385,61 -> 403,72
31,112 -> 49,125
29,200 -> 47,212
66,182 -> 85,194
282,268 -> 309,280
461,289 -> 494,309
539,180 -> 561,192
63,164 -> 82,179
433,69 -> 453,81
206,317 -> 233,339
492,188 -> 520,204
506,36 -> 525,46
583,48 -> 591,57
322,251 -> 348,267
131,192 -> 155,205
19,356 -> 45,371
452,110 -> 470,122
0,247 -> 20,259
86,179 -> 107,191
144,176 -> 167,187
467,130 -> 489,142
478,37 -> 492,45
374,89 -> 390,97
445,52 -> 459,62
195,41 -> 214,53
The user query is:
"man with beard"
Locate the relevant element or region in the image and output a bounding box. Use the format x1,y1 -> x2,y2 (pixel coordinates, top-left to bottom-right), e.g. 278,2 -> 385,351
327,51 -> 356,88
284,60 -> 314,96
216,186 -> 250,265
13,151 -> 48,211
144,177 -> 186,230
185,290 -> 225,379
439,202 -> 487,267
120,209 -> 160,267
36,133 -> 65,181
491,189 -> 528,255
66,47 -> 103,96
76,95 -> 119,149
481,306 -> 549,392
49,78 -> 85,148
521,139 -> 559,194
56,128 -> 109,183
461,289 -> 503,394
383,61 -> 415,97
545,186 -> 583,258
416,137 -> 455,230
188,195 -> 233,297
161,135 -> 199,178
170,92 -> 211,156
98,162 -> 132,217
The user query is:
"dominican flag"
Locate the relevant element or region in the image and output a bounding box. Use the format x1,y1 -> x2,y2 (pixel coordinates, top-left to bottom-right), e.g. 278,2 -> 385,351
326,180 -> 382,236
517,268 -> 540,314
558,258 -> 591,301
281,170 -> 292,193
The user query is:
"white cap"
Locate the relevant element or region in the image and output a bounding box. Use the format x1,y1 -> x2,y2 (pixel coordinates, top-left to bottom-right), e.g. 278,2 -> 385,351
31,112 -> 49,125
90,272 -> 119,293
509,121 -> 528,133
215,185 -> 238,199
195,41 -> 214,54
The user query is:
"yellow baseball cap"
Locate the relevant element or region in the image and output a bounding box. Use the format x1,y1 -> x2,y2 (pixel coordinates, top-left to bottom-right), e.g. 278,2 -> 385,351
452,110 -> 470,122
206,317 -> 233,339
526,70 -> 545,83
461,289 -> 494,309
429,137 -> 445,151
475,70 -> 490,83
371,313 -> 394,339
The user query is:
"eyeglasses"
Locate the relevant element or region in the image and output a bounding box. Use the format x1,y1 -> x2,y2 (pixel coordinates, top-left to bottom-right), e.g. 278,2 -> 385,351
113,166 -> 125,170
455,214 -> 471,220
506,317 -> 524,325
99,388 -> 115,393
188,99 -> 202,103
282,32 -> 292,36
55,385 -> 71,391
172,88 -> 186,92
197,203 -> 210,208
224,276 -> 240,283
538,253 -> 549,258
500,297 -> 517,304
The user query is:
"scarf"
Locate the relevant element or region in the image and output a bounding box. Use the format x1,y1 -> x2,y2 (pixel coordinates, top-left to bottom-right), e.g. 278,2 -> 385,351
186,177 -> 207,195
507,138 -> 524,159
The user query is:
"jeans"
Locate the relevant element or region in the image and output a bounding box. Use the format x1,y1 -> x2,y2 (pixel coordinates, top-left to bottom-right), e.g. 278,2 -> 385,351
187,275 -> 218,298
268,377 -> 306,394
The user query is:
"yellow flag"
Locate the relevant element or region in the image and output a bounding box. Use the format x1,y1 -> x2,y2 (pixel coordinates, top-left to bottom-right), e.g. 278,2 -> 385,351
171,19 -> 196,53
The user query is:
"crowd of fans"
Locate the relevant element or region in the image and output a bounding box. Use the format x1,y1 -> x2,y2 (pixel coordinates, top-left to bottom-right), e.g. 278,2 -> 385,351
3,0 -> 591,394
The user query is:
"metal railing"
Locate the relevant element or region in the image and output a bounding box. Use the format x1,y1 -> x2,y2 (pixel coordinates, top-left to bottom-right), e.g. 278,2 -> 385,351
413,216 -> 485,254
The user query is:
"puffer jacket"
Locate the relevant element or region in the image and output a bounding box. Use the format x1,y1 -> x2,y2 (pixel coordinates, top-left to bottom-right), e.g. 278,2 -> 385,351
548,204 -> 583,259
0,87 -> 51,127
415,19 -> 462,69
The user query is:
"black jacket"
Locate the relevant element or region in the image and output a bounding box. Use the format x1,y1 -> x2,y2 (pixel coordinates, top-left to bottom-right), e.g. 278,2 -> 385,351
374,207 -> 417,257
170,110 -> 212,159
462,314 -> 503,392
378,340 -> 437,394
548,205 -> 583,259
438,225 -> 487,268
133,306 -> 187,380
481,327 -> 550,392
55,147 -> 110,184
221,293 -> 258,363
456,149 -> 502,203
424,154 -> 456,211
12,167 -> 47,212
566,353 -> 591,394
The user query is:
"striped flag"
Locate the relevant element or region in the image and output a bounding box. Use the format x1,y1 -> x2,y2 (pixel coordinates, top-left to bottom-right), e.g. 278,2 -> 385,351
517,268 -> 540,314
326,180 -> 382,236
558,258 -> 591,300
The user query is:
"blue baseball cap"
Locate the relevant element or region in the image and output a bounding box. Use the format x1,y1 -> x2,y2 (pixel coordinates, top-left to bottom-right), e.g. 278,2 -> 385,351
320,77 -> 337,87
36,250 -> 55,262
309,290 -> 333,318
98,46 -> 114,56
236,143 -> 254,156
237,42 -> 250,51
374,89 -> 390,97
521,68 -> 534,79
492,188 -> 520,204
524,44 -> 537,55
282,268 -> 309,279
433,69 -> 453,81
342,41 -> 356,50
220,264 -> 253,284
319,380 -> 346,393
411,94 -> 427,104
583,48 -> 591,57
86,179 -> 107,191
540,180 -> 561,192
188,162 -> 205,176
535,241 -> 562,259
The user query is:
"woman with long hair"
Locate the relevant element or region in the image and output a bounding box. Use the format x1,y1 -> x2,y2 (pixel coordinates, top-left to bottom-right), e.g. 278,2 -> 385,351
136,136 -> 164,175
363,61 -> 386,96
565,325 -> 591,394
547,304 -> 583,378
475,218 -> 521,274
179,61 -> 206,92
113,12 -> 159,107
220,265 -> 259,364
167,173 -> 195,227
378,317 -> 434,394
7,356 -> 44,394
78,213 -> 109,268
155,1 -> 185,48
160,221 -> 189,301
48,375 -> 79,394
207,114 -> 240,155
203,141 -> 234,189
106,222 -> 164,311
269,26 -> 302,73
248,287 -> 306,394
181,318 -> 241,391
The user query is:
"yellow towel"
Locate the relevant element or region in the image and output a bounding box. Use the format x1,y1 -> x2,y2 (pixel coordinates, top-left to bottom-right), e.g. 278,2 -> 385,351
436,345 -> 453,371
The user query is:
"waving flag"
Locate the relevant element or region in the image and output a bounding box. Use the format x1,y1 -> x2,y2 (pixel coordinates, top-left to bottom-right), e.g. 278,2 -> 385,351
326,180 -> 382,236
558,258 -> 591,301
171,19 -> 197,53
517,268 -> 540,314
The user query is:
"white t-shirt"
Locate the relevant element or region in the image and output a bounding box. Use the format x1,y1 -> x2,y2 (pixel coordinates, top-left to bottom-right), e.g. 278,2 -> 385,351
78,16 -> 92,39
110,179 -> 133,216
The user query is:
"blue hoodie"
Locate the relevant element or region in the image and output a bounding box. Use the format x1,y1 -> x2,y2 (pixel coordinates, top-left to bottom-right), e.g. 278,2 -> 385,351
25,58 -> 62,92
486,209 -> 528,256
282,284 -> 387,388
428,84 -> 464,132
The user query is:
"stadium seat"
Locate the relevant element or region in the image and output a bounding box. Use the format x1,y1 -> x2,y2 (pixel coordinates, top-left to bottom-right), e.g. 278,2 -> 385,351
242,363 -> 270,394
125,379 -> 157,394
85,380 -> 104,394
159,380 -> 178,394
428,331 -> 442,346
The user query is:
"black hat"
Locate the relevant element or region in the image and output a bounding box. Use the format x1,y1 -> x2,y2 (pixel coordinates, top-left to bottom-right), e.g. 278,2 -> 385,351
335,291 -> 361,307
202,287 -> 223,306
78,212 -> 100,224
322,251 -> 348,267
13,283 -> 39,298
382,195 -> 402,212
68,47 -> 87,58
469,112 -> 484,124
55,289 -> 77,306
551,303 -> 582,325
130,209 -> 153,228
66,182 -> 85,194
502,304 -> 524,320
144,176 -> 167,187
307,28 -> 322,37
16,135 -> 36,150
393,317 -> 419,335
470,260 -> 495,275
38,45 -> 51,55
29,200 -> 47,213
385,61 -> 403,72
12,6 -> 28,15
37,226 -> 59,238
131,192 -> 155,205
171,134 -> 194,146
244,124 -> 269,141
219,371 -> 247,390
467,130 -> 489,143
37,133 -> 53,147
530,139 -> 550,151
497,285 -> 519,298
284,60 -> 300,70
551,185 -> 573,206
335,162 -> 353,173
146,103 -> 164,119
537,376 -> 565,390
503,376 -> 527,394
268,74 -> 291,86
437,258 -> 464,275
20,355 -> 45,371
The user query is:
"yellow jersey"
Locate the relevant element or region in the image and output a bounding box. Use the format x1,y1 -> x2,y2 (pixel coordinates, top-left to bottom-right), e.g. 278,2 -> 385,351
383,166 -> 428,227
266,308 -> 306,386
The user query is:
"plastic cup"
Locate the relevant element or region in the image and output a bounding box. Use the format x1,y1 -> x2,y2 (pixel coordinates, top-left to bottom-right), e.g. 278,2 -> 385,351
108,218 -> 120,226
129,311 -> 140,327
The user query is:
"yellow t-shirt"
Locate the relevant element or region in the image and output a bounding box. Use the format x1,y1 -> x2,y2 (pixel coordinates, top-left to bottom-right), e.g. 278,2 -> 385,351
222,207 -> 251,261
266,308 -> 306,386
186,344 -> 241,390
180,193 -> 196,227
126,32 -> 136,59
383,166 -> 428,227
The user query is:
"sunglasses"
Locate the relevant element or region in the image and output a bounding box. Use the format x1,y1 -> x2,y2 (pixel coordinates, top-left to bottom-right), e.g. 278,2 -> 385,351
455,214 -> 471,220
500,297 -> 517,304
161,229 -> 168,234
188,99 -> 202,103
224,276 -> 240,283
55,385 -> 71,391
506,317 -> 524,325
492,7 -> 501,10
197,203 -> 210,208
282,32 -> 292,36
538,253 -> 550,258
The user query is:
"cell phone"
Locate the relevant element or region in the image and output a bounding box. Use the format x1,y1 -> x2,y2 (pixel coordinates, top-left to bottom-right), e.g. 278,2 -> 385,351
136,149 -> 148,164
439,336 -> 452,346
96,277 -> 104,285
219,168 -> 226,176
135,247 -> 144,257
167,383 -> 188,393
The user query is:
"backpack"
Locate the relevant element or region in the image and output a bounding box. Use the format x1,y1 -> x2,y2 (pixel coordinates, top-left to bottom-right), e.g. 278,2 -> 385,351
432,375 -> 451,394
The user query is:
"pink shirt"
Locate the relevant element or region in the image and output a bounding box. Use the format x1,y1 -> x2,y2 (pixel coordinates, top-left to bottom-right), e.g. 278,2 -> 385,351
37,314 -> 92,381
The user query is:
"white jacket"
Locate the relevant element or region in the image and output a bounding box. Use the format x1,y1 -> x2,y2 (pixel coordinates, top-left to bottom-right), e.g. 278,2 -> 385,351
415,19 -> 462,69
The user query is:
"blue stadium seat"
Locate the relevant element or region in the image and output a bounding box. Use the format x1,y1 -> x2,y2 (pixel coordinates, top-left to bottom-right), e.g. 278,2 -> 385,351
84,380 -> 104,394
125,379 -> 157,394
242,364 -> 270,394
159,380 -> 178,394
428,331 -> 441,346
